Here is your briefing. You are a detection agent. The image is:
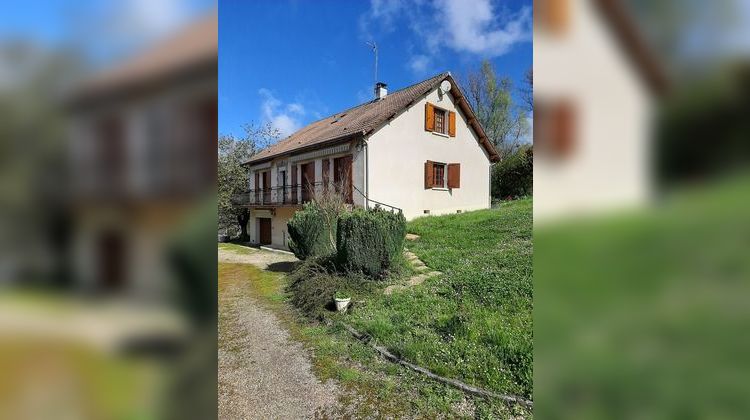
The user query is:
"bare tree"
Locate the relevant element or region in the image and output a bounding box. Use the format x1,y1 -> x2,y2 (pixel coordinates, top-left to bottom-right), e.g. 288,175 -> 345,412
521,67 -> 533,113
311,178 -> 351,250
218,123 -> 280,241
463,60 -> 530,155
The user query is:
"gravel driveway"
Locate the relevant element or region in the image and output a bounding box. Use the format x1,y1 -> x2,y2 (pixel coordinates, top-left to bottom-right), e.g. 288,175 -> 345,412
218,246 -> 339,419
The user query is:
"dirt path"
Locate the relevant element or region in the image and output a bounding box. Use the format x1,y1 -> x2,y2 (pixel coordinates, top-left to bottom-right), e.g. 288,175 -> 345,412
218,246 -> 339,419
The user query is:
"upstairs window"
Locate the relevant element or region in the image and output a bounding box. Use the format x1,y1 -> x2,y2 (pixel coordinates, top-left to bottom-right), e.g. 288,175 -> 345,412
434,108 -> 446,134
425,102 -> 456,136
536,0 -> 570,35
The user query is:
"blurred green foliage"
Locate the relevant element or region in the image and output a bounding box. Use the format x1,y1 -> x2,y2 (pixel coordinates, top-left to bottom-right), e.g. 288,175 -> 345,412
492,144 -> 533,199
535,174 -> 750,418
657,65 -> 750,185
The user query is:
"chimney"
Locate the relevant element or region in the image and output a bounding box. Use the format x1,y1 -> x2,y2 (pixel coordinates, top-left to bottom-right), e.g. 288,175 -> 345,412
374,82 -> 388,99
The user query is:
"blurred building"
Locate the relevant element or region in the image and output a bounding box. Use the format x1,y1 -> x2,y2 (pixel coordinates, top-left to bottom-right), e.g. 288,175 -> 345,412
66,15 -> 217,297
534,0 -> 668,220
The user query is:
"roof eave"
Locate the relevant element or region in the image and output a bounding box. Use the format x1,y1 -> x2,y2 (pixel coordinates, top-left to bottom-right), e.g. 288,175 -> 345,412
445,74 -> 502,162
243,131 -> 365,167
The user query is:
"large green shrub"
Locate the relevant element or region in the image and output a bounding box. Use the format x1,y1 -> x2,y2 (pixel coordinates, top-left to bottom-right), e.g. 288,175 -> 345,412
287,259 -> 375,318
491,145 -> 533,200
336,207 -> 406,277
287,202 -> 336,260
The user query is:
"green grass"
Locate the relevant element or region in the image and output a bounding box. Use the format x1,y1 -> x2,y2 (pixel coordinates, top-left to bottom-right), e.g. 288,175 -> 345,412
345,199 -> 533,398
220,259 -> 527,418
218,242 -> 256,255
534,174 -> 750,418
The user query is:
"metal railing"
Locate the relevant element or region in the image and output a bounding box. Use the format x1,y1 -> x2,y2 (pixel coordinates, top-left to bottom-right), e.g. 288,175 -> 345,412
353,185 -> 402,214
234,181 -> 349,206
233,182 -> 402,214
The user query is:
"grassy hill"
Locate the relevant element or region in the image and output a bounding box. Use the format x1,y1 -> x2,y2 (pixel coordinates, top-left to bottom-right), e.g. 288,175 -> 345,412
348,199 -> 533,398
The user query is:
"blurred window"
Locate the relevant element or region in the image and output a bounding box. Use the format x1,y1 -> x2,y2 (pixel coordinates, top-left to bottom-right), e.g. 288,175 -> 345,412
536,100 -> 576,158
536,0 -> 570,34
96,115 -> 126,190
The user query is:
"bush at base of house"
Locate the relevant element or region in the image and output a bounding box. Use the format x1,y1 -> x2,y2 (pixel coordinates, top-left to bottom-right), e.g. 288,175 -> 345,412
492,145 -> 532,200
287,202 -> 336,260
336,208 -> 406,277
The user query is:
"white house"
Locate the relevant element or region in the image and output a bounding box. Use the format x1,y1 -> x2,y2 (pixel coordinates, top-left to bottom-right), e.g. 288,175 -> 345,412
533,0 -> 668,220
241,73 -> 500,249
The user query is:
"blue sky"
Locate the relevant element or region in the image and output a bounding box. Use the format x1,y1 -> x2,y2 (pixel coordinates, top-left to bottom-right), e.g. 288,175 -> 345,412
220,0 -> 532,138
1,0 -> 214,67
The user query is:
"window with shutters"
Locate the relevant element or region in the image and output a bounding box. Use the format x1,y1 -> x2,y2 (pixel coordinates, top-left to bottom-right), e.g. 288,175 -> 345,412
434,108 -> 446,134
536,0 -> 570,35
433,162 -> 446,188
425,102 -> 456,137
425,160 -> 460,189
536,99 -> 576,158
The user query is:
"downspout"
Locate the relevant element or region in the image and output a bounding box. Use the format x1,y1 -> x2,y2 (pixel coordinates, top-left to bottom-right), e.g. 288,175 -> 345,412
365,137 -> 369,209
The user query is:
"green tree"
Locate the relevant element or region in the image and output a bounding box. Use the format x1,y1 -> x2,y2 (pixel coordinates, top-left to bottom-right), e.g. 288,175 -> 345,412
218,123 -> 279,241
464,60 -> 530,155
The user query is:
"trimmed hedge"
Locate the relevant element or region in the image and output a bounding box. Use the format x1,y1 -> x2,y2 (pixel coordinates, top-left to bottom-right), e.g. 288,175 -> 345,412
336,207 -> 406,277
287,202 -> 336,260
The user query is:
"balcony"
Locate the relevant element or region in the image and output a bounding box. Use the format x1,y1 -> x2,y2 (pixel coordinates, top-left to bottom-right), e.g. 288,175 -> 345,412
234,181 -> 353,207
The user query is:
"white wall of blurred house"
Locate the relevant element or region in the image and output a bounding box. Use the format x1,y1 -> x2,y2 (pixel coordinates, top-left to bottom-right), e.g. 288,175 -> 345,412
67,15 -> 217,296
533,0 -> 668,221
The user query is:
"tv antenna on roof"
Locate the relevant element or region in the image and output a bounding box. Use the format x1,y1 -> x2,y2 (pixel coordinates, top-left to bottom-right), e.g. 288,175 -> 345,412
365,41 -> 378,85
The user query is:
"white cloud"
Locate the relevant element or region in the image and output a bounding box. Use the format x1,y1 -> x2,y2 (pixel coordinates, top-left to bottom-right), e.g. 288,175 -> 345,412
359,0 -> 406,38
286,103 -> 305,115
125,0 -> 188,37
361,0 -> 531,59
408,54 -> 431,75
258,88 -> 303,137
436,0 -> 531,56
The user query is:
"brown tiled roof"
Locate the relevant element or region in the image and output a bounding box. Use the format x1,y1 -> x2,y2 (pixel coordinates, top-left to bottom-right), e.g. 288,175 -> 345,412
247,72 -> 500,164
594,0 -> 669,95
71,13 -> 217,103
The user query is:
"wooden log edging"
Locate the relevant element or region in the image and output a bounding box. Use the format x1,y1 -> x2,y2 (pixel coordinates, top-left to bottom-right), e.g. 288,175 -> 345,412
338,322 -> 533,410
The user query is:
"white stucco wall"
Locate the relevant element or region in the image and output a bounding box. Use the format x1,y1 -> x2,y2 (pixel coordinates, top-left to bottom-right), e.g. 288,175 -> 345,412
534,0 -> 653,221
365,87 -> 492,220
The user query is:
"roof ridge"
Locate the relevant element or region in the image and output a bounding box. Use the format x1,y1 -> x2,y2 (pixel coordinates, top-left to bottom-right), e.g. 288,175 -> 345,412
244,71 -> 453,165
285,71 -> 450,131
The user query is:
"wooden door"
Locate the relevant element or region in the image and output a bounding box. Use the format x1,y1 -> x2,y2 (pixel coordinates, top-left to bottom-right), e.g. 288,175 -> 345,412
334,155 -> 353,203
262,171 -> 271,204
97,230 -> 126,291
259,218 -> 272,245
301,162 -> 315,202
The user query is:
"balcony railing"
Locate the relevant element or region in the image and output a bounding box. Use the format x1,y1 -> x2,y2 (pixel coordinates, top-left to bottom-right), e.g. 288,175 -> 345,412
234,182 -> 352,207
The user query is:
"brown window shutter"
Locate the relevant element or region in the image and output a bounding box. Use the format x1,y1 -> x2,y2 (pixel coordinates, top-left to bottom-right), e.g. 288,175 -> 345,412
254,172 -> 261,202
448,111 -> 456,137
553,101 -> 575,156
425,103 -> 435,131
537,100 -> 576,158
291,165 -> 298,202
447,163 -> 461,188
424,160 -> 434,189
322,159 -> 330,192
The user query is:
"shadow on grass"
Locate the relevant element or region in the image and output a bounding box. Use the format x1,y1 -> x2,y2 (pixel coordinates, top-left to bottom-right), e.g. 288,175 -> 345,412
266,261 -> 299,273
